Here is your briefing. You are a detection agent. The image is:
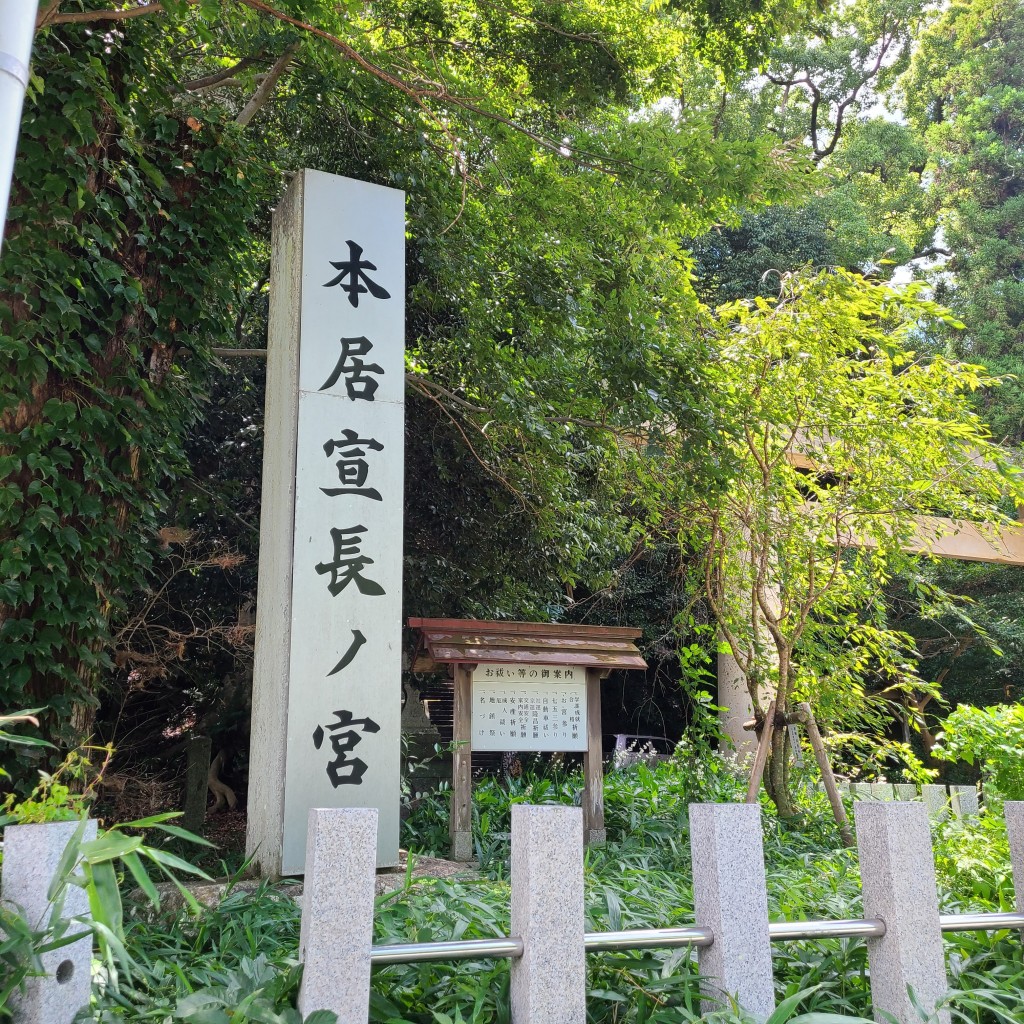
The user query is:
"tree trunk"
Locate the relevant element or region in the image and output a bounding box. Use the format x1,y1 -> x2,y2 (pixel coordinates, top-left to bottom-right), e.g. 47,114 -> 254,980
762,651 -> 798,818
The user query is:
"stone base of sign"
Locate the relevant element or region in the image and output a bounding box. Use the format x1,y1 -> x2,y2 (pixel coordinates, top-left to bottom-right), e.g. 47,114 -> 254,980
134,850 -> 480,914
451,830 -> 474,862
1,819 -> 97,1024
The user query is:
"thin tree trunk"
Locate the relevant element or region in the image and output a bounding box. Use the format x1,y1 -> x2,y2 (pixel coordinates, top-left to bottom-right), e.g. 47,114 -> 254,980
796,702 -> 854,847
763,651 -> 798,818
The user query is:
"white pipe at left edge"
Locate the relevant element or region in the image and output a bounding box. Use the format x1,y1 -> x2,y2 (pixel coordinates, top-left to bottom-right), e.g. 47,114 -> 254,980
0,1 -> 40,257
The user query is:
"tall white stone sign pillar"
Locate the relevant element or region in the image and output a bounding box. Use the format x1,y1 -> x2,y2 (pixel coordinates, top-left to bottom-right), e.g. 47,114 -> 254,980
247,169 -> 405,874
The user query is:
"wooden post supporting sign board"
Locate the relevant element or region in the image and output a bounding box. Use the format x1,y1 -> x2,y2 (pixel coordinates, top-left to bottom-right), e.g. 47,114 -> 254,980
409,618 -> 647,859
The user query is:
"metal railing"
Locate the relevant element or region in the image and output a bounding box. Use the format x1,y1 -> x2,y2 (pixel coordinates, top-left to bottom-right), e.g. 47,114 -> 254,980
768,918 -> 885,941
368,911 -> 1024,966
941,911 -> 1024,933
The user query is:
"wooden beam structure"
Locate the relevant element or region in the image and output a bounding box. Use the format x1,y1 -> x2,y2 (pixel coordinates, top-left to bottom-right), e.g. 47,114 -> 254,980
881,515 -> 1024,567
786,446 -> 1024,566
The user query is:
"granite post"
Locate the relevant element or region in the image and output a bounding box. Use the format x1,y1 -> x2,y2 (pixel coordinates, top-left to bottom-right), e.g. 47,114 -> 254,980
922,784 -> 949,819
1005,802 -> 1024,913
951,785 -> 979,819
894,784 -> 917,802
510,805 -> 586,1024
870,782 -> 895,801
855,802 -> 950,1024
1,818 -> 97,1024
298,807 -> 377,1022
689,803 -> 775,1021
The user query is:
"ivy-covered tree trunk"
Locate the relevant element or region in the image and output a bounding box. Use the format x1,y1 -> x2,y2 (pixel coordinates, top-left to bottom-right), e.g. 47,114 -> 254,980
760,649 -> 799,819
0,23 -> 262,761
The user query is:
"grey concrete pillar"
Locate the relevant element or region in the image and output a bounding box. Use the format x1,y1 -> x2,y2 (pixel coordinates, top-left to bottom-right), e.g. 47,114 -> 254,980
850,782 -> 870,801
894,784 -> 917,802
855,802 -> 949,1024
298,807 -> 377,1022
870,782 -> 895,801
689,803 -> 775,1021
1005,802 -> 1024,913
510,805 -> 586,1024
718,650 -> 757,756
951,785 -> 979,819
1,818 -> 97,1024
922,785 -> 949,819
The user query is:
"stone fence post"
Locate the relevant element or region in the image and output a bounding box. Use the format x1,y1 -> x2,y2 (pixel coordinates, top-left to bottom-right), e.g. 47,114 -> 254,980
510,805 -> 586,1024
922,785 -> 949,819
689,803 -> 775,1022
297,807 -> 377,1022
1006,802 -> 1023,913
855,802 -> 949,1024
950,785 -> 979,819
1,818 -> 97,1024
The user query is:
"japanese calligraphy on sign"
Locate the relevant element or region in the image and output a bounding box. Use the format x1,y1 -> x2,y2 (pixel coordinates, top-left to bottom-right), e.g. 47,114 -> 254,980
248,170 -> 405,876
471,665 -> 587,752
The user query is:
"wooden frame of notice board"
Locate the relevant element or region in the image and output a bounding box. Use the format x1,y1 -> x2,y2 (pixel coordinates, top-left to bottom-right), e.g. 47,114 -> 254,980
408,618 -> 648,861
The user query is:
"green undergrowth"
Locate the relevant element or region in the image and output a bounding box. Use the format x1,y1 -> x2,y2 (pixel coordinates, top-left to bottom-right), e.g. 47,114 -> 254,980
94,754 -> 1023,1023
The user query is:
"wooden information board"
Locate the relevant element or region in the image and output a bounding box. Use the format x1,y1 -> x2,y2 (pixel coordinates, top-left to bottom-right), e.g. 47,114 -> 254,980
471,664 -> 586,751
409,618 -> 647,860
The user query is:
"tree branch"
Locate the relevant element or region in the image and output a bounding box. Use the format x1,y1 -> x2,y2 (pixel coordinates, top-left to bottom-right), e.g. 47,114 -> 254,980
914,246 -> 952,261
42,2 -> 168,27
235,43 -> 300,126
179,57 -> 258,92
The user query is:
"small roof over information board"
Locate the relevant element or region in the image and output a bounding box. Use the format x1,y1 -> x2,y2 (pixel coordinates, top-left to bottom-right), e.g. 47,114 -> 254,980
407,618 -> 647,671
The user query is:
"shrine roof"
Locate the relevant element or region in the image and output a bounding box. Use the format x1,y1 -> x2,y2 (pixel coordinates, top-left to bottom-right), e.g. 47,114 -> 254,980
407,617 -> 647,671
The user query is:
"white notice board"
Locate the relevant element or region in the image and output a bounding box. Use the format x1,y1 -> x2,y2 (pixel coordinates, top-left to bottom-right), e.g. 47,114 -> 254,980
471,664 -> 587,751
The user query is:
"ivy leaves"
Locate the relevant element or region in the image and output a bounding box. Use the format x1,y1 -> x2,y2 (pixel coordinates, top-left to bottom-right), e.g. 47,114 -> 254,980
0,20 -> 264,758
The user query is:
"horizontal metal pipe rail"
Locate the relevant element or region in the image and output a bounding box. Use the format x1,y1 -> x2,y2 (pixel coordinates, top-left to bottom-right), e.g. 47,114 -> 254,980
368,910 -> 1024,966
585,926 -> 712,952
940,911 -> 1024,932
769,918 -> 885,941
370,937 -> 523,965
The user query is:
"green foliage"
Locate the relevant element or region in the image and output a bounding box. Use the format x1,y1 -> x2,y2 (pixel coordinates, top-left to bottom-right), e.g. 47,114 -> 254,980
3,0 -> 826,774
171,954 -> 333,1024
91,882 -> 313,1022
0,18 -> 265,759
0,746 -> 109,825
0,809 -> 215,1017
87,757 -> 1024,1022
664,267 -> 1022,811
933,812 -> 1016,909
0,730 -> 217,1015
932,704 -> 1024,801
0,710 -> 52,752
902,0 -> 1024,443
